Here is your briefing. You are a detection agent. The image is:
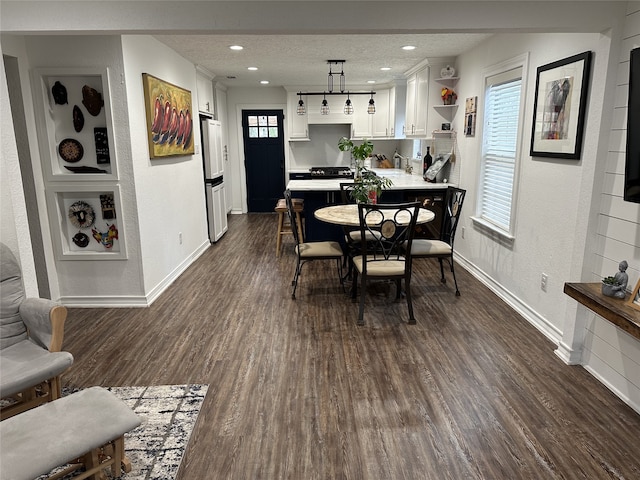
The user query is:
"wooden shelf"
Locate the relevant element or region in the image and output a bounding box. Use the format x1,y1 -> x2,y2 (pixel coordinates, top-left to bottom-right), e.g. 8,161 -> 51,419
564,282 -> 640,340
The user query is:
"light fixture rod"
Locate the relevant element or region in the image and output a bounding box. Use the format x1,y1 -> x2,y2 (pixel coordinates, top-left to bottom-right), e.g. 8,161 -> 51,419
297,91 -> 376,96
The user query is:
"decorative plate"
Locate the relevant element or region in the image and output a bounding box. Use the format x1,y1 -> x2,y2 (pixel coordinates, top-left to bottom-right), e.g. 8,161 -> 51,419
440,65 -> 455,78
68,200 -> 95,229
58,138 -> 84,163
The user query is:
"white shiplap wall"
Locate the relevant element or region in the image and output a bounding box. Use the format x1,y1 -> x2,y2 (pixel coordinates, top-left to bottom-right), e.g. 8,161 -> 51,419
584,2 -> 640,412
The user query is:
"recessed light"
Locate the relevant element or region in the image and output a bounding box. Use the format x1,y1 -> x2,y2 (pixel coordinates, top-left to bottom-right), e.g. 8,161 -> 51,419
367,80 -> 376,84
380,67 -> 391,71
229,45 -> 243,51
247,67 -> 258,71
260,80 -> 269,85
402,45 -> 416,51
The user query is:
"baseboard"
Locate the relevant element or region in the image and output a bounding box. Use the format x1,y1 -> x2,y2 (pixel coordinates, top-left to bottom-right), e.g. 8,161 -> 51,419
454,252 -> 563,346
60,241 -> 211,308
58,295 -> 150,308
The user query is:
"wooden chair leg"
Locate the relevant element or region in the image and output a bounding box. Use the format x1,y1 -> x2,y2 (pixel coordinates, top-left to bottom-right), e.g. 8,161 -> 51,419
276,211 -> 285,257
295,212 -> 304,242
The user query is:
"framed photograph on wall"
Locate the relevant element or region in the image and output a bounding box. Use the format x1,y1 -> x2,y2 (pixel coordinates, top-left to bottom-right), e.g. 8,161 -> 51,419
464,96 -> 477,136
142,73 -> 195,158
627,278 -> 640,311
530,51 -> 592,160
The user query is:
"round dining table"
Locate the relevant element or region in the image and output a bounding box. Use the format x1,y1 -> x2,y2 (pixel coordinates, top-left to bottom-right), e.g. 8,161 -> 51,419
314,204 -> 435,227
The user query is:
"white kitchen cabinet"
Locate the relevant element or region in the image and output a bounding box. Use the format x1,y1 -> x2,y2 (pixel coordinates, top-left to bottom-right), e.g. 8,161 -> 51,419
372,88 -> 393,138
208,181 -> 228,242
350,88 -> 394,139
350,94 -> 372,138
202,118 -> 224,178
287,91 -> 309,140
196,69 -> 214,115
405,66 -> 430,137
214,83 -> 232,213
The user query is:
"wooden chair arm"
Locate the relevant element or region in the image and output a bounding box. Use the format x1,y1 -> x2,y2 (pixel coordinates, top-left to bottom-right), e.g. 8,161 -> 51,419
48,305 -> 68,352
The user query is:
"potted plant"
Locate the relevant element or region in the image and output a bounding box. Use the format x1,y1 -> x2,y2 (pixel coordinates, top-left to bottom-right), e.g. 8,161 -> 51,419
338,137 -> 393,203
602,276 -> 621,297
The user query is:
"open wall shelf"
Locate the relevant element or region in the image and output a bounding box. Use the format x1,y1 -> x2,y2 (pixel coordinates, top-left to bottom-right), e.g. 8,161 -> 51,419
45,185 -> 127,261
33,68 -> 118,182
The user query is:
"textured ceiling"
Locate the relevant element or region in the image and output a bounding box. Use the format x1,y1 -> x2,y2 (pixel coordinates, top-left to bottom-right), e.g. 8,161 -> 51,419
154,33 -> 493,89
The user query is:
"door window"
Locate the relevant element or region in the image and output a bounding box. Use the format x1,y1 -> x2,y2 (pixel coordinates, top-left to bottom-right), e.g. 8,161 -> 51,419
247,115 -> 279,138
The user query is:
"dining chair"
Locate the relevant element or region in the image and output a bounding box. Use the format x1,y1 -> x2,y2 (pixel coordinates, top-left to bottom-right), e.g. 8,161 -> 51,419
339,183 -> 382,277
403,186 -> 466,296
285,190 -> 344,299
351,202 -> 420,325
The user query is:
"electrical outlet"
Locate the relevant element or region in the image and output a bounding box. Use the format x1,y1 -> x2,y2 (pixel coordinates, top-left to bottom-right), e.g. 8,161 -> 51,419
541,273 -> 548,292
179,232 -> 183,245
461,226 -> 465,239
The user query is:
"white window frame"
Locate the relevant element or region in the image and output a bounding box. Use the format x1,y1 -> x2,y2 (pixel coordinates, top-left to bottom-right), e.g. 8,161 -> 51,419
471,53 -> 529,242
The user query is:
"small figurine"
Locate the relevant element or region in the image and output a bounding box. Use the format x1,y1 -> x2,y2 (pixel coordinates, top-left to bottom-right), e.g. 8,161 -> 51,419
602,260 -> 628,298
51,81 -> 68,105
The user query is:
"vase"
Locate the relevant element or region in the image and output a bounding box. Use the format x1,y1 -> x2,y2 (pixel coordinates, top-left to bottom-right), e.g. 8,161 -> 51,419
601,282 -> 619,297
443,96 -> 454,106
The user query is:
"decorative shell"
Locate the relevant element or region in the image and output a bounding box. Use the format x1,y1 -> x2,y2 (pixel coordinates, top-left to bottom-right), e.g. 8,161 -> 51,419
82,85 -> 104,116
73,105 -> 84,132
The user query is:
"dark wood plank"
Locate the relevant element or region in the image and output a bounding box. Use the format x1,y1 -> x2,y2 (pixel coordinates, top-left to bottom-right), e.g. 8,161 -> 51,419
60,214 -> 640,479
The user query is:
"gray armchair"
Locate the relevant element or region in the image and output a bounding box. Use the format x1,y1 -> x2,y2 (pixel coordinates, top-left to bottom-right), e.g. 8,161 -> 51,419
0,243 -> 73,420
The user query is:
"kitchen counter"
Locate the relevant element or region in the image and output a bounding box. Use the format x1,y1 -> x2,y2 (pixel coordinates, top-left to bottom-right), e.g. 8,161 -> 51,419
287,168 -> 453,243
286,168 -> 453,191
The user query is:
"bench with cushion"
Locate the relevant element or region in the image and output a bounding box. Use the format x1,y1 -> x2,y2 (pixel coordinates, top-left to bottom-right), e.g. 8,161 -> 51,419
0,386 -> 141,480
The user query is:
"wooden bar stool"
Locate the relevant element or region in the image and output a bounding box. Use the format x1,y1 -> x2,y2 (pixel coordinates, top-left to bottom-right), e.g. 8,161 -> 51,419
275,197 -> 304,257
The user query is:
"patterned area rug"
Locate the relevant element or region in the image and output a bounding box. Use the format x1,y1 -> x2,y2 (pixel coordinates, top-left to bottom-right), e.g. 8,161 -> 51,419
38,384 -> 208,480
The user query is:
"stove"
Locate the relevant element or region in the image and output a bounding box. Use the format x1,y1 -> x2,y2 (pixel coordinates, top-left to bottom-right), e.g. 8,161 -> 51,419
309,166 -> 354,179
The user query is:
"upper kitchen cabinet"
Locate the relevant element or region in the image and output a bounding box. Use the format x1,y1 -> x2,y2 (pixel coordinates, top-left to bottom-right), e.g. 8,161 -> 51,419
371,88 -> 395,138
196,67 -> 215,115
351,88 -> 396,139
202,118 -> 224,178
32,68 -> 118,181
286,91 -> 309,141
404,64 -> 430,138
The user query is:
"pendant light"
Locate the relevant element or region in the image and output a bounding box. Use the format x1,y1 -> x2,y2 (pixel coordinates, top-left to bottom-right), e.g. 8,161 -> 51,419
344,93 -> 354,115
367,93 -> 376,114
320,94 -> 330,115
296,94 -> 306,115
296,60 -> 376,113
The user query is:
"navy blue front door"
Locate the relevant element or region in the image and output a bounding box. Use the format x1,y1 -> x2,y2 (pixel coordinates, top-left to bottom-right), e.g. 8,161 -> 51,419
242,110 -> 285,212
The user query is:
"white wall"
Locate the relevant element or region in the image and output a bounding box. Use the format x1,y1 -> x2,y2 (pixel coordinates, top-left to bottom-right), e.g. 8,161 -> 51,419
0,45 -> 38,297
580,3 -> 640,412
453,25 -> 640,413
18,35 -> 146,304
121,35 -> 209,300
454,32 -> 608,339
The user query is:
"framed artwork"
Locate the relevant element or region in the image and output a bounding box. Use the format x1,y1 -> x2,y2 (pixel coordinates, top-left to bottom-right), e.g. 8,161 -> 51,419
464,96 -> 477,136
627,279 -> 640,311
530,51 -> 592,160
142,73 -> 194,158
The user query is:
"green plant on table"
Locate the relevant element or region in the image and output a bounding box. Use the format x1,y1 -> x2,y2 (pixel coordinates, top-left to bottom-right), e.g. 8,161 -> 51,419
338,137 -> 393,203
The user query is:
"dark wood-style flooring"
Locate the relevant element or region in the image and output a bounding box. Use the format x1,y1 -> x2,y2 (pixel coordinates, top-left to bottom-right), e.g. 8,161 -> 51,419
62,214 -> 640,479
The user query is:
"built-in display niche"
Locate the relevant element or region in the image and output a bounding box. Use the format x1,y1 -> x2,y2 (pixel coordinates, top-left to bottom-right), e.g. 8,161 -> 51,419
46,185 -> 127,260
33,68 -> 117,181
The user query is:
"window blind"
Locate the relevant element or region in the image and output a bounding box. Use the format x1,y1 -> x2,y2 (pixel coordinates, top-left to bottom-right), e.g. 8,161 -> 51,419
480,72 -> 522,232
